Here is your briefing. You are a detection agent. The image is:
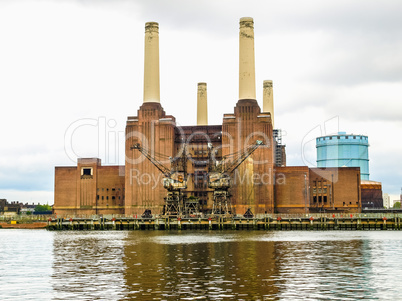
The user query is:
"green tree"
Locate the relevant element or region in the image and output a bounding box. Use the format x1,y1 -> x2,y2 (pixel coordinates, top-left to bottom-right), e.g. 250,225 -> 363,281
34,204 -> 52,213
393,202 -> 401,209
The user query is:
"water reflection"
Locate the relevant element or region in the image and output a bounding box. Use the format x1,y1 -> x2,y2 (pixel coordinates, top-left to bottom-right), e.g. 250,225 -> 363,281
51,232 -> 128,300
123,232 -> 280,299
45,230 -> 402,300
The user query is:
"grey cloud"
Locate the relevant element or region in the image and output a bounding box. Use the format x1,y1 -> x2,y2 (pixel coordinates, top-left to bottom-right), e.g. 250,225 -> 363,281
0,168 -> 54,191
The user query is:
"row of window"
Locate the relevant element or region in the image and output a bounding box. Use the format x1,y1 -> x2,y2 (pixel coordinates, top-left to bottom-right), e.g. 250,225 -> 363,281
96,195 -> 123,201
318,136 -> 368,141
97,188 -> 124,192
194,192 -> 208,197
313,197 -> 358,206
313,196 -> 328,203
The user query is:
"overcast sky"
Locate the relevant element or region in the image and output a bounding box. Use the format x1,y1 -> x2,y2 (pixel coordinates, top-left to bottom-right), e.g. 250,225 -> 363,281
1,0 -> 402,204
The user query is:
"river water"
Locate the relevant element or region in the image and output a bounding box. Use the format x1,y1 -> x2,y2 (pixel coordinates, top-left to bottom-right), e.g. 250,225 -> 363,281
1,230 -> 402,300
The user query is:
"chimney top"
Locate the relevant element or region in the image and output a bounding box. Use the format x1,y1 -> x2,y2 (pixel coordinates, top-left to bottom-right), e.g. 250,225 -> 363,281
263,80 -> 273,88
240,17 -> 253,22
240,17 -> 254,28
145,22 -> 159,33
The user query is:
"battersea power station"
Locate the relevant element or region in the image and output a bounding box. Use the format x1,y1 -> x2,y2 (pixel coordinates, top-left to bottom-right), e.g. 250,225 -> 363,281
54,18 -> 362,217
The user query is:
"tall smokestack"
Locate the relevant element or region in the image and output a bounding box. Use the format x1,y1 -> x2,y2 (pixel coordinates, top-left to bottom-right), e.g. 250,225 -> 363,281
239,17 -> 256,100
197,83 -> 208,125
263,80 -> 274,127
143,22 -> 160,103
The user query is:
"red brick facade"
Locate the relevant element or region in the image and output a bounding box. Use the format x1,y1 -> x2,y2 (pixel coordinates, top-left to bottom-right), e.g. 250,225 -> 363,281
54,103 -> 362,217
54,158 -> 124,216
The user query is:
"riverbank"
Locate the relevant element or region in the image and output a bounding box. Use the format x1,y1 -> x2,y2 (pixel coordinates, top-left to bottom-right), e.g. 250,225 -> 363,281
47,214 -> 402,231
0,222 -> 47,229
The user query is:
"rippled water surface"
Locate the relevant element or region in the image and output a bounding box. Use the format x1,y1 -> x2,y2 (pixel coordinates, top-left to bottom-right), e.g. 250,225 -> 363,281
1,230 -> 402,300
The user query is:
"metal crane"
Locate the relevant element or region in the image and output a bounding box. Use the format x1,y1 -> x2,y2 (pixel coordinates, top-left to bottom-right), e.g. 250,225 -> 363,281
131,143 -> 187,216
208,140 -> 263,215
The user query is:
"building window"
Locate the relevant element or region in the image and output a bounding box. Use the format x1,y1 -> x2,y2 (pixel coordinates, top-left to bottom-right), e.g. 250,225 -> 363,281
81,167 -> 93,179
82,168 -> 91,175
106,196 -> 109,200
102,196 -> 104,200
112,196 -> 116,200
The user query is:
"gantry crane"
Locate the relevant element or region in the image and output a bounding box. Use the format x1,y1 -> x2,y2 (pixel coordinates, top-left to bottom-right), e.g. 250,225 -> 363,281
131,143 -> 188,216
208,140 -> 263,216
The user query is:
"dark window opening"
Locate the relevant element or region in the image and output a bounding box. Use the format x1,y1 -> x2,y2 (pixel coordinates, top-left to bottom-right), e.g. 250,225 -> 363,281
83,168 -> 91,176
112,196 -> 116,200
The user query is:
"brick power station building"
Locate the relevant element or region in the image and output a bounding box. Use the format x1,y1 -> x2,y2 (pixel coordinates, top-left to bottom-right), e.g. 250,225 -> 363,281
54,18 -> 362,217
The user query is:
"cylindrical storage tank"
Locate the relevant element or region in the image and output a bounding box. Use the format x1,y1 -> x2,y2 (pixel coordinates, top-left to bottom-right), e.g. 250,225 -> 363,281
316,132 -> 369,180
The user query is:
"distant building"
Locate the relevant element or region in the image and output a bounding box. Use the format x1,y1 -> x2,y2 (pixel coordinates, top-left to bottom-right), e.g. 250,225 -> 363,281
383,193 -> 391,208
0,199 -> 6,212
20,203 -> 37,214
316,132 -> 369,180
361,180 -> 383,209
0,199 -> 21,216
